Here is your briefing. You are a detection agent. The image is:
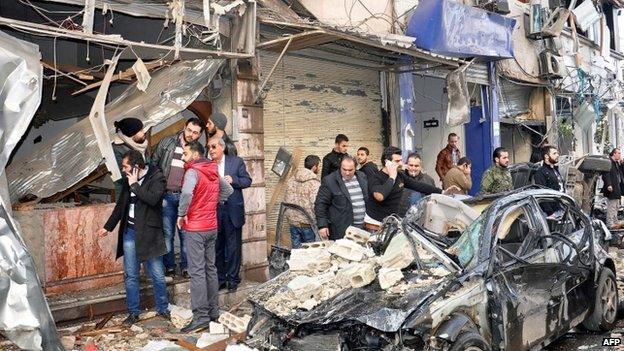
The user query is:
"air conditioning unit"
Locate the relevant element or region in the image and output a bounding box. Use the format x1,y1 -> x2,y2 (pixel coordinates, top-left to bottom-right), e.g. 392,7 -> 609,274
476,0 -> 511,14
525,1 -> 569,39
539,50 -> 566,79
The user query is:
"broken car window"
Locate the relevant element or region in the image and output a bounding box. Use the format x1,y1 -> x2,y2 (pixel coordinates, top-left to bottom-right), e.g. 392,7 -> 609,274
447,214 -> 485,269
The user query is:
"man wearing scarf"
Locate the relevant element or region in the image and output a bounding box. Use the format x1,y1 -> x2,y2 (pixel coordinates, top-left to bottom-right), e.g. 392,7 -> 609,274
112,118 -> 149,195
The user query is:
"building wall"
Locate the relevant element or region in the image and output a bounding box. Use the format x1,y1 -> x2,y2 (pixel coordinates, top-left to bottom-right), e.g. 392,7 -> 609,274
260,51 -> 383,243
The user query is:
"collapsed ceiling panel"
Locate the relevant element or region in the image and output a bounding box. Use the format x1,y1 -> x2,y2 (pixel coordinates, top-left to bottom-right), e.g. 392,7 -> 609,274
6,58 -> 224,202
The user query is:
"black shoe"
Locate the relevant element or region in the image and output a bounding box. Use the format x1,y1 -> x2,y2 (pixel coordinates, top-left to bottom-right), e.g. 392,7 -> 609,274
181,269 -> 189,279
158,311 -> 171,321
228,284 -> 238,292
218,282 -> 227,291
180,318 -> 211,333
165,268 -> 176,277
122,313 -> 140,326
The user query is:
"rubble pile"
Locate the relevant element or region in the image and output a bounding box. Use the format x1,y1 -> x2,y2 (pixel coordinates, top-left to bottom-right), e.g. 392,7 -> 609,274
261,226 -> 451,317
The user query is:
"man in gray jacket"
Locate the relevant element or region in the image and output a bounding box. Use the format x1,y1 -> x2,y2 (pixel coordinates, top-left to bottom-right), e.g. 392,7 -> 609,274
152,117 -> 204,277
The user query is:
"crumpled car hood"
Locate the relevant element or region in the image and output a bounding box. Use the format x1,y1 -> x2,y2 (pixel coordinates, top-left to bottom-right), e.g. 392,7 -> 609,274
249,271 -> 454,333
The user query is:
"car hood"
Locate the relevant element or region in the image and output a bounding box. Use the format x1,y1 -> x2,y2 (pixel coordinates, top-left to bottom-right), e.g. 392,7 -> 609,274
248,270 -> 455,332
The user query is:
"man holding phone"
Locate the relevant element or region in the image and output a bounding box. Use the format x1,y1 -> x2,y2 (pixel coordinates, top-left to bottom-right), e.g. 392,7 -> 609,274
98,150 -> 170,326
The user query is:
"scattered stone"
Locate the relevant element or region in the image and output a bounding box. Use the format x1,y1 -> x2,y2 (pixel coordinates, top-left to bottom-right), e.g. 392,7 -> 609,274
197,332 -> 229,347
60,335 -> 76,350
301,241 -> 333,250
300,298 -> 319,311
378,233 -> 414,269
169,304 -> 193,329
225,344 -> 259,351
336,263 -> 376,288
329,239 -> 366,261
142,311 -> 158,319
288,247 -> 331,272
139,340 -> 180,351
130,324 -> 144,333
209,321 -> 228,335
378,268 -> 403,290
344,226 -> 371,245
136,333 -> 150,339
218,312 -> 251,333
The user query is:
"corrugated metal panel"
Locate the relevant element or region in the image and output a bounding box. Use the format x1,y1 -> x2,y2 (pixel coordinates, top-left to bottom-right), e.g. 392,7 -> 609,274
417,62 -> 489,85
260,50 -> 384,241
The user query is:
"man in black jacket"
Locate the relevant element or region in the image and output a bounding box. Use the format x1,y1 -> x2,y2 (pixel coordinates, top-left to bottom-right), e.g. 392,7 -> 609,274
98,150 -> 170,326
315,156 -> 368,240
321,134 -> 349,179
534,145 -> 565,216
152,117 -> 204,277
602,148 -> 623,228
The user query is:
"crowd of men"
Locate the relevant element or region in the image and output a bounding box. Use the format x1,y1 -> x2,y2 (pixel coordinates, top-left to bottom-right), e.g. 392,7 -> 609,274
98,118 -> 576,333
100,115 -> 250,333
285,132 -> 570,248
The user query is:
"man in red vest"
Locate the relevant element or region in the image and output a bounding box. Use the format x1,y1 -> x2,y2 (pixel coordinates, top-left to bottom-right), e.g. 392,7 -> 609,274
177,140 -> 233,333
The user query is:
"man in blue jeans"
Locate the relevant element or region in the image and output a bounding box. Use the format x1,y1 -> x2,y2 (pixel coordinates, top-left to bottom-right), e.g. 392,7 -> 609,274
152,118 -> 204,277
98,150 -> 170,326
284,155 -> 321,248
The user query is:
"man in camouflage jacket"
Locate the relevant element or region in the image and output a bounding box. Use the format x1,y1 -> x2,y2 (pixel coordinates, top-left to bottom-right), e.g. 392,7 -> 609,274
480,147 -> 513,195
284,155 -> 321,248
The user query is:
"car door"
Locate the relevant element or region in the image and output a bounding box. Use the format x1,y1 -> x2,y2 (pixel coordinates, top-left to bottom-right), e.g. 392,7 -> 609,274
533,196 -> 594,327
488,201 -> 567,350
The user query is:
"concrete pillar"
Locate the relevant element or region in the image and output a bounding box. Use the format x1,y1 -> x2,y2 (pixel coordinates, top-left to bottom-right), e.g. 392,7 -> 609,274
233,59 -> 268,282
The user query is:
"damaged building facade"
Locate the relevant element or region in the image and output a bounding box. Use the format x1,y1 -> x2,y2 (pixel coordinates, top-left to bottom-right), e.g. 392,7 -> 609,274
1,0 -> 624,350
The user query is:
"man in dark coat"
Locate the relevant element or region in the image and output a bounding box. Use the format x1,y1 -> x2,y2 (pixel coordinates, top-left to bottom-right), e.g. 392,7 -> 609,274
208,137 -> 252,292
602,148 -> 623,228
534,145 -> 565,216
321,134 -> 349,179
315,156 -> 368,240
98,150 -> 169,326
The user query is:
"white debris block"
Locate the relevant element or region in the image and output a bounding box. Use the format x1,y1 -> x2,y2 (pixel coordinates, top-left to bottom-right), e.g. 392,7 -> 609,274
329,239 -> 366,261
344,226 -> 371,245
301,240 -> 333,250
226,344 -> 260,351
130,324 -> 144,333
287,248 -> 331,271
209,321 -> 228,335
139,340 -> 179,351
300,298 -> 319,311
336,263 -> 376,288
197,332 -> 229,348
287,275 -> 321,296
219,312 -> 251,333
378,268 -> 404,290
169,303 -> 193,329
378,233 -> 414,269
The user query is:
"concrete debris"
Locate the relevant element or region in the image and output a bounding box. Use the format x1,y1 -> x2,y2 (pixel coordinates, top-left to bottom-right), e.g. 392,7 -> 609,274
139,340 -> 181,351
209,321 -> 228,335
300,298 -> 319,311
197,332 -> 229,348
136,333 -> 150,339
301,240 -> 333,250
429,267 -> 450,277
378,233 -> 415,269
328,239 -> 367,261
287,247 -> 332,272
378,268 -> 404,290
218,312 -> 251,334
169,304 -> 193,329
130,324 -> 144,333
336,263 -> 376,288
60,335 -> 76,350
344,226 -> 371,245
225,344 -> 259,351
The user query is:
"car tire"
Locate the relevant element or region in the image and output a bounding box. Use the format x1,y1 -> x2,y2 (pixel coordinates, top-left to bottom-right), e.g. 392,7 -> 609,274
448,331 -> 491,351
582,268 -> 619,331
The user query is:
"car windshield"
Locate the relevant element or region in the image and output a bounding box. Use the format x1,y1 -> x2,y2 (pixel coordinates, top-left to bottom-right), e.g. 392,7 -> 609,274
447,212 -> 486,269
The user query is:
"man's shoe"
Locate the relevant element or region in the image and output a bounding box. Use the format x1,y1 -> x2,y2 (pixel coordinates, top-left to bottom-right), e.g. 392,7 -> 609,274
122,313 -> 140,327
227,284 -> 238,293
218,282 -> 227,291
165,268 -> 176,277
158,311 -> 171,321
180,318 -> 211,333
181,269 -> 189,279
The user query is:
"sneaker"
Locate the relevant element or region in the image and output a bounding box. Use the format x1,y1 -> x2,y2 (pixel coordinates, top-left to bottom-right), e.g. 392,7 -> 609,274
180,318 -> 211,333
122,313 -> 140,327
158,311 -> 171,321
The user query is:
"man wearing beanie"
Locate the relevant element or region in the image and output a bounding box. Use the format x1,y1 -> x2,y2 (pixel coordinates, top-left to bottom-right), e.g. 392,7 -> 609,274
112,117 -> 150,195
206,112 -> 237,156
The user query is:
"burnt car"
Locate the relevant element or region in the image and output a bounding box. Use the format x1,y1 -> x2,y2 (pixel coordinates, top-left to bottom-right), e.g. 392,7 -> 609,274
245,189 -> 618,351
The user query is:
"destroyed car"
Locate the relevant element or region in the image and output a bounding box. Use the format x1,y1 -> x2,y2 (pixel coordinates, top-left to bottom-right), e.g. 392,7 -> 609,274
245,189 -> 618,351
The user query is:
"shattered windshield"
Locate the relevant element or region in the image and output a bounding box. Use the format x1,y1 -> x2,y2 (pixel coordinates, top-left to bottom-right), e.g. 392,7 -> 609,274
447,213 -> 486,269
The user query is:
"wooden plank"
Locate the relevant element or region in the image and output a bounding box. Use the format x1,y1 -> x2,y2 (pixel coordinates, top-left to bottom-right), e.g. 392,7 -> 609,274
42,165 -> 110,203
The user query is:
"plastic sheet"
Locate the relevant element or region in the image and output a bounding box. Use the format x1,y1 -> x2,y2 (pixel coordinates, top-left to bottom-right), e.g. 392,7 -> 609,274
406,0 -> 515,59
446,65 -> 470,126
7,58 -> 224,202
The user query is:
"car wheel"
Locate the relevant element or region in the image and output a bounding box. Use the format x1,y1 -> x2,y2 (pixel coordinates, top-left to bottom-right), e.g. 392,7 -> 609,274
582,268 -> 618,331
448,331 -> 491,351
